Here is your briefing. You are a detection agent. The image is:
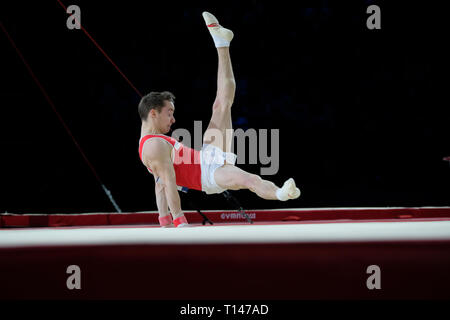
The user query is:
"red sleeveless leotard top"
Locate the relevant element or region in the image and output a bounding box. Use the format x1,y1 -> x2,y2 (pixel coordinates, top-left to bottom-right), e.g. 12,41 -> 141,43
139,134 -> 202,191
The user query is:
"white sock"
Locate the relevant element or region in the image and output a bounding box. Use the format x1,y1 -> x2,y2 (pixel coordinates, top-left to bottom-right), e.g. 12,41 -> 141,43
211,34 -> 230,48
276,178 -> 301,201
202,12 -> 234,48
276,188 -> 289,201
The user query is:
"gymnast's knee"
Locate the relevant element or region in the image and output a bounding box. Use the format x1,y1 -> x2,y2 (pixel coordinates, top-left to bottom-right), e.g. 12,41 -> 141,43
213,98 -> 233,113
241,173 -> 261,191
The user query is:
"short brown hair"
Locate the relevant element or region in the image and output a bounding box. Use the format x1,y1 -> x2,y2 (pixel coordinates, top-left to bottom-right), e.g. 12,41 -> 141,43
138,91 -> 175,121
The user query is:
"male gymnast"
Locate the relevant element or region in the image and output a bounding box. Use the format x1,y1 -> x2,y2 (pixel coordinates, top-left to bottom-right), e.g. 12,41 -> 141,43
138,12 -> 300,227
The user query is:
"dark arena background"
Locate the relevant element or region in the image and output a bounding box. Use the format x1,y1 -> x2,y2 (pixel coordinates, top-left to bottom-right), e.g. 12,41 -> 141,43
1,0 -> 449,315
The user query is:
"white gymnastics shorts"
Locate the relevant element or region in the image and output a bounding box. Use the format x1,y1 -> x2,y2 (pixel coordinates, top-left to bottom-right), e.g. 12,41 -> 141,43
200,144 -> 237,194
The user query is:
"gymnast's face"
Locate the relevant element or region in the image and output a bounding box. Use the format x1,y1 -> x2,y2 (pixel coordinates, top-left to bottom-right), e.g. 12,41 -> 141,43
151,100 -> 176,134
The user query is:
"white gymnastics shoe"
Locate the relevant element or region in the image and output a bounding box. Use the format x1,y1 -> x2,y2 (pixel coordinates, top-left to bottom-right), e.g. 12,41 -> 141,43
202,11 -> 234,47
276,178 -> 301,201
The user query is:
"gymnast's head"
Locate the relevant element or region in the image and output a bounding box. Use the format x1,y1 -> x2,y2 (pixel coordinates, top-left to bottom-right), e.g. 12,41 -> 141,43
138,91 -> 176,134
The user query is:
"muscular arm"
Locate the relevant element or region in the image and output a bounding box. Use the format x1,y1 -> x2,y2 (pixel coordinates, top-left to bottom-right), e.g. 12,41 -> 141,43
154,175 -> 169,216
143,139 -> 183,218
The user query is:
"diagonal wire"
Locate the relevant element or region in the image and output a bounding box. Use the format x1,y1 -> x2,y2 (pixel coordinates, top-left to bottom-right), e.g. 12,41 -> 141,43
0,20 -> 122,213
56,0 -> 142,98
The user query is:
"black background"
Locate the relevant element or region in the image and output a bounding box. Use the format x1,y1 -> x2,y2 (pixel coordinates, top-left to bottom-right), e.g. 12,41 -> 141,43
1,0 -> 448,214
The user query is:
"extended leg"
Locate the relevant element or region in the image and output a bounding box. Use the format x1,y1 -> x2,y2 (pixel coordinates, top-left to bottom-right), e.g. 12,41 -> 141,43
202,12 -> 235,153
215,47 -> 236,110
214,164 -> 301,201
